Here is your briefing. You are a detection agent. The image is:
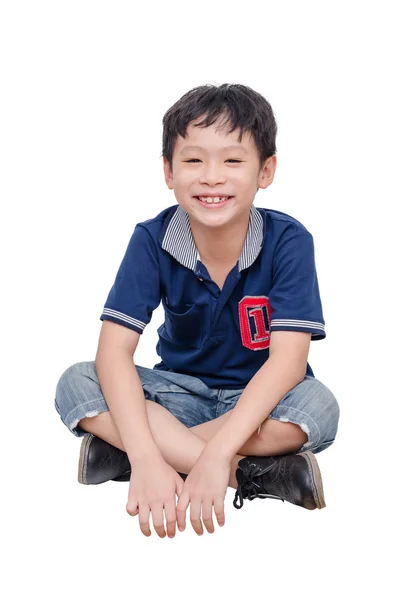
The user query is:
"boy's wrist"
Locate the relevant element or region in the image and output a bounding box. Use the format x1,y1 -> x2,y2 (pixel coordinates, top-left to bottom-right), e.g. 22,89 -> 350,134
127,445 -> 164,466
200,440 -> 234,463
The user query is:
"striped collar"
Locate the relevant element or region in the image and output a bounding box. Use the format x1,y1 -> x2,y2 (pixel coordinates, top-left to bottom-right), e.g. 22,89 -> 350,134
161,204 -> 264,272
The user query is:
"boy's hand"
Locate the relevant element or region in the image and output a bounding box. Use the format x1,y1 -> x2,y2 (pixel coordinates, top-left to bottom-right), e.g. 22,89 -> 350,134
126,456 -> 184,538
176,453 -> 230,534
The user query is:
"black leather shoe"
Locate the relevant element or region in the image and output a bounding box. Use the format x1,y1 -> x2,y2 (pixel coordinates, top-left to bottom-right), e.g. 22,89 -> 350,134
233,451 -> 326,510
78,434 -> 131,485
78,434 -> 188,484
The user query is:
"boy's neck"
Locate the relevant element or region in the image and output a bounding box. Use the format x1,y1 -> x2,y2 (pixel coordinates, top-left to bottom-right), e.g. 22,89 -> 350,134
189,212 -> 250,266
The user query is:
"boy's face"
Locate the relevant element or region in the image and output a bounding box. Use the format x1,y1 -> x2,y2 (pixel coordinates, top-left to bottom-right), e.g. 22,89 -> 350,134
163,116 -> 276,230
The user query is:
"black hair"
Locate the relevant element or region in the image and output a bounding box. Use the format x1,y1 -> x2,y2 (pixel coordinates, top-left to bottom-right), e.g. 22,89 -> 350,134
162,83 -> 277,172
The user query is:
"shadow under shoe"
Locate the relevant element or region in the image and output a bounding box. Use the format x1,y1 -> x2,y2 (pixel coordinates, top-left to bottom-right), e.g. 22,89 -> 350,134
233,451 -> 326,510
78,434 -> 188,485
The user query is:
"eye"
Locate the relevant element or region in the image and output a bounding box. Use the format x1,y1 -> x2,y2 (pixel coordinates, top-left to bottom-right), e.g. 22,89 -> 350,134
185,159 -> 242,163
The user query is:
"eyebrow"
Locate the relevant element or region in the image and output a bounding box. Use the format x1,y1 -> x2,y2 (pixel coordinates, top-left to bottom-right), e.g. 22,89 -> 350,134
180,145 -> 248,155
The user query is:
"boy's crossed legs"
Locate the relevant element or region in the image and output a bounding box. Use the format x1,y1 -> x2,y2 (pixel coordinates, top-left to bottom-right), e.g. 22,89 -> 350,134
79,400 -> 307,489
55,361 -> 339,533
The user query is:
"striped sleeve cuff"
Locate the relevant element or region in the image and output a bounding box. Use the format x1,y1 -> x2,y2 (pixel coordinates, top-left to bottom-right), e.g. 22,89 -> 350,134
270,319 -> 325,340
100,308 -> 148,334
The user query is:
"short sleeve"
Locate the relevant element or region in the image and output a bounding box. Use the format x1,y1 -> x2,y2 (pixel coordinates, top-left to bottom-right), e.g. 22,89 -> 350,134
269,230 -> 326,340
100,225 -> 161,334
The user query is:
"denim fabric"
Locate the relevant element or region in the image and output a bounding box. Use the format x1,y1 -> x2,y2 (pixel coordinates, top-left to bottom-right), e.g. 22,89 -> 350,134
54,361 -> 339,454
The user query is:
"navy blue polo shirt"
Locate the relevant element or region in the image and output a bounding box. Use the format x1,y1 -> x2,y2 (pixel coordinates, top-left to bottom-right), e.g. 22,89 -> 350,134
100,204 -> 325,389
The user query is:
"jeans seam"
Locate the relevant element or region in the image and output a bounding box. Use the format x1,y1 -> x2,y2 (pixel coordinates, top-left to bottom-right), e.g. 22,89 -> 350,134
64,398 -> 107,426
268,405 -> 321,448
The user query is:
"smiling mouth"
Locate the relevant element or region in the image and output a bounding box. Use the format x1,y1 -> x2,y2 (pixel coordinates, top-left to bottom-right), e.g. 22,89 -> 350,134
194,196 -> 233,205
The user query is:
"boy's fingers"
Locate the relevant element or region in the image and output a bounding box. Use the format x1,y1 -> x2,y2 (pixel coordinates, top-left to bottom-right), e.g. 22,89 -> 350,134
189,497 -> 203,535
138,505 -> 151,537
164,500 -> 177,538
176,493 -> 189,531
176,475 -> 184,498
202,497 -> 215,533
126,501 -> 139,517
151,503 -> 167,538
214,497 -> 225,527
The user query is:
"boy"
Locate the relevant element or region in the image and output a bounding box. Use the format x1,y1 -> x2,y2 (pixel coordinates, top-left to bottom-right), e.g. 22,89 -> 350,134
54,83 -> 340,538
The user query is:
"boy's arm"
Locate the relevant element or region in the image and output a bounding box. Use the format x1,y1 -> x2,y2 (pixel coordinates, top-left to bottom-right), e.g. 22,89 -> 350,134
202,331 -> 311,461
98,321 -> 186,540
95,321 -> 162,463
97,224 -> 163,463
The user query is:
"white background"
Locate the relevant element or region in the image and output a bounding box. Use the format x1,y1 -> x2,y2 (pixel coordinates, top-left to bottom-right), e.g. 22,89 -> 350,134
1,1 -> 395,598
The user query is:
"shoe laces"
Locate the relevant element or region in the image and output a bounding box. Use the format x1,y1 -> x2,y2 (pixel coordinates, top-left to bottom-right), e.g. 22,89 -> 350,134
233,464 -> 284,509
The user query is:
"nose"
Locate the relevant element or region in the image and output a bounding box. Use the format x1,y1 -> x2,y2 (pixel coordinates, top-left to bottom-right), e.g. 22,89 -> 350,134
198,162 -> 227,186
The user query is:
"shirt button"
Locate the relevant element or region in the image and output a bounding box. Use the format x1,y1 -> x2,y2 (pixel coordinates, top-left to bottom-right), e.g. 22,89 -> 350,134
198,277 -> 203,281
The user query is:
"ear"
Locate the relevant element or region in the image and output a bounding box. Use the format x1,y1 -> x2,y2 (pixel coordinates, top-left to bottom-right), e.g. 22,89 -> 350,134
257,155 -> 277,191
163,157 -> 174,190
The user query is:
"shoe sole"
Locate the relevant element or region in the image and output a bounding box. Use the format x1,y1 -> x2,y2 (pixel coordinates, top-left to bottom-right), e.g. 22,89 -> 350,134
112,472 -> 131,482
298,450 -> 326,509
78,433 -> 94,485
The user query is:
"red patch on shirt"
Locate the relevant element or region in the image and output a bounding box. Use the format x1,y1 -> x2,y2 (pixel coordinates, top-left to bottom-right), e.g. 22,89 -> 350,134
238,296 -> 272,351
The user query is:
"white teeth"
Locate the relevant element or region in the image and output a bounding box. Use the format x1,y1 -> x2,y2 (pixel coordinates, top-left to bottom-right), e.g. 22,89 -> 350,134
198,196 -> 229,204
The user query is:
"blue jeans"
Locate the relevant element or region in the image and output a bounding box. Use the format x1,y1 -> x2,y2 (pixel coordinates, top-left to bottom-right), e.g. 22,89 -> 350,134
54,361 -> 340,454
